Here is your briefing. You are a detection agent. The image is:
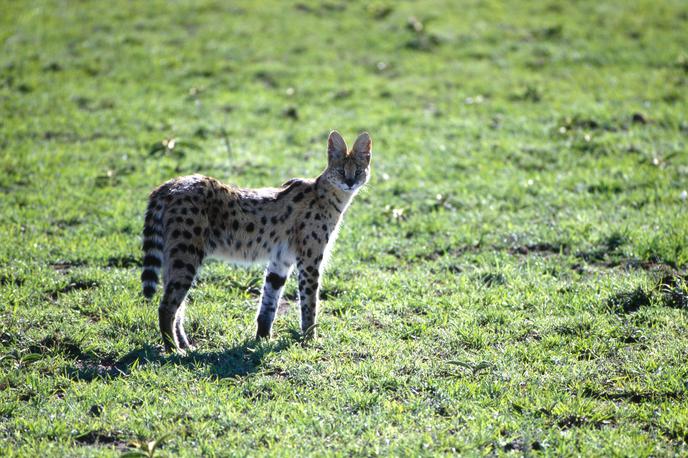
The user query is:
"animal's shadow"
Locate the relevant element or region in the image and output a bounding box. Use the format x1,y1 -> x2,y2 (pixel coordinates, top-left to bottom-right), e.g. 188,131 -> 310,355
69,330 -> 301,382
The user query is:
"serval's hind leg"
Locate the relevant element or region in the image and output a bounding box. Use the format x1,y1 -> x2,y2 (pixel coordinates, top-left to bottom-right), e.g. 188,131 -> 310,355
159,255 -> 202,352
159,209 -> 207,352
159,279 -> 192,353
175,301 -> 193,351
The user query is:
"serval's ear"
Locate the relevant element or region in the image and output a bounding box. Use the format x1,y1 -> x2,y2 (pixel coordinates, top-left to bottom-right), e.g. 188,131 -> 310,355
352,132 -> 372,164
327,130 -> 347,162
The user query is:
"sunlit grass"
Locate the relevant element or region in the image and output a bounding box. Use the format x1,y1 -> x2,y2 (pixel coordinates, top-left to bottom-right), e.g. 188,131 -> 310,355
1,0 -> 687,455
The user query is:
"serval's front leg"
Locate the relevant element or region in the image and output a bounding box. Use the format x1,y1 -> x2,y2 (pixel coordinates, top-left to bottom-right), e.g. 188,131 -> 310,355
256,260 -> 293,339
296,257 -> 323,339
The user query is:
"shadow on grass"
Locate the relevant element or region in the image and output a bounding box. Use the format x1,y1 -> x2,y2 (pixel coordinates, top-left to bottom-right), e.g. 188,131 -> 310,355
67,330 -> 300,382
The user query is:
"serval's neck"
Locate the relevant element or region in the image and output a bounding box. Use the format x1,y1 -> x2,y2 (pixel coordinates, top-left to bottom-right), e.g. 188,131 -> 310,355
315,174 -> 356,217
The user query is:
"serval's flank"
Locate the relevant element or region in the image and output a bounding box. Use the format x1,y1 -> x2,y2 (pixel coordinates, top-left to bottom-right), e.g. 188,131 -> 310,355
141,131 -> 372,352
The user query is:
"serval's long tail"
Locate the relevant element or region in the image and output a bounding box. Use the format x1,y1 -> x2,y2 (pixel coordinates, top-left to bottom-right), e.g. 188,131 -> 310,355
141,194 -> 164,299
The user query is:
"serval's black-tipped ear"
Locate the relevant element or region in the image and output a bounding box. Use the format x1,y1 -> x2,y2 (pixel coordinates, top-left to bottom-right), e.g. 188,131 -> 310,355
327,130 -> 347,162
352,132 -> 372,163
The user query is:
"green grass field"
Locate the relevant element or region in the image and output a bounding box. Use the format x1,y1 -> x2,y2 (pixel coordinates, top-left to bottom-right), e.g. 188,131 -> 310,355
1,0 -> 688,455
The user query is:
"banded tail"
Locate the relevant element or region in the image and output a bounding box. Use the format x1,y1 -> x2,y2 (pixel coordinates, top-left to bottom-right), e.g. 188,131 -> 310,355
141,197 -> 164,299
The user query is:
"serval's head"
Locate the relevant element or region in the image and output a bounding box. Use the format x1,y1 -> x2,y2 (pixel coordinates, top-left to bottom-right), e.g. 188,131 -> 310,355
324,130 -> 372,193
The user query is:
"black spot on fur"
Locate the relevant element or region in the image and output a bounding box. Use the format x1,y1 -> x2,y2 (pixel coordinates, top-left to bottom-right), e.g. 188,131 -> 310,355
281,178 -> 300,187
185,263 -> 196,275
142,240 -> 163,251
267,272 -> 286,289
328,200 -> 341,212
173,259 -> 185,269
293,192 -> 304,203
143,255 -> 161,267
141,269 -> 158,282
246,222 -> 255,232
143,285 -> 156,298
194,226 -> 202,236
261,216 -> 267,225
232,220 -> 239,231
183,230 -> 192,239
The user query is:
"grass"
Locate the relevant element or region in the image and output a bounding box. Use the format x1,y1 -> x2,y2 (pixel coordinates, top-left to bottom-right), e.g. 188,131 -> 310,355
1,0 -> 687,455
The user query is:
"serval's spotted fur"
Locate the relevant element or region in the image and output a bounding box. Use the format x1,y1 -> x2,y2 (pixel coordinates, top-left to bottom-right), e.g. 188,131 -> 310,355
141,131 -> 372,352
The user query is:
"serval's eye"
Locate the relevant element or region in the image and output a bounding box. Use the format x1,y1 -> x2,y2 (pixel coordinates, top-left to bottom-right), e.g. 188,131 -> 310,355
355,170 -> 363,177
